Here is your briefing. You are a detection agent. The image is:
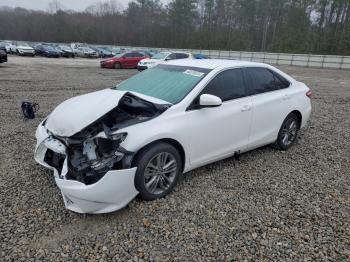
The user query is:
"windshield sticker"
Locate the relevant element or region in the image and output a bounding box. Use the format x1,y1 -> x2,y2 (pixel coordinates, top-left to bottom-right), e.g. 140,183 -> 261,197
183,69 -> 204,77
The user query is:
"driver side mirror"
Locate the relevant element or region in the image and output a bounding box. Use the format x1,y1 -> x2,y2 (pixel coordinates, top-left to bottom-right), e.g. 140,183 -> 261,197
199,94 -> 222,108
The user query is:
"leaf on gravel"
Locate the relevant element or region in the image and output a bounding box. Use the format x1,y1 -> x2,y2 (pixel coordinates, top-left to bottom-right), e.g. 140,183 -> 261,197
143,218 -> 151,228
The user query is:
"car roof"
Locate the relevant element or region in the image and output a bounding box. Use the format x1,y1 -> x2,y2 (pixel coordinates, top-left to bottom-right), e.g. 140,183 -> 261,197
163,59 -> 268,69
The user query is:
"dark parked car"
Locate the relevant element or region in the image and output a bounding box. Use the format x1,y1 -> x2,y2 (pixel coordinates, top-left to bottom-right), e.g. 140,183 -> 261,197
100,52 -> 149,69
34,44 -> 60,58
0,49 -> 7,63
55,45 -> 75,58
91,47 -> 114,58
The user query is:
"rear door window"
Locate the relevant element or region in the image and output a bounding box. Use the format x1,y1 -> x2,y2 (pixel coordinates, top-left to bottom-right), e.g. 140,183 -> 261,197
272,71 -> 290,89
175,53 -> 189,59
246,67 -> 290,94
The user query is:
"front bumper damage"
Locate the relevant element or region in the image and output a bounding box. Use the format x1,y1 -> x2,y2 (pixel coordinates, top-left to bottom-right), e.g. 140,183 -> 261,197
34,123 -> 138,214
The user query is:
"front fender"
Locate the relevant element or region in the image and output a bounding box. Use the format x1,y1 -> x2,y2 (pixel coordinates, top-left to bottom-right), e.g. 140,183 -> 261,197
119,116 -> 191,171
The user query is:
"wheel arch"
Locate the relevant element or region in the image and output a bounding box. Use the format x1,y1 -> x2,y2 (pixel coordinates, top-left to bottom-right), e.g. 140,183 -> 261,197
289,110 -> 302,128
131,138 -> 186,172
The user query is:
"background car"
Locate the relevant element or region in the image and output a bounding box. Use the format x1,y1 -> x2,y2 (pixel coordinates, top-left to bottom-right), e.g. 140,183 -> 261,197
91,46 -> 114,58
100,51 -> 149,69
0,41 -> 11,53
76,47 -> 98,58
70,42 -> 86,54
34,44 -> 60,58
0,49 -> 7,63
137,51 -> 192,71
0,42 -> 8,52
109,47 -> 126,55
193,53 -> 210,59
55,45 -> 75,58
10,41 -> 35,56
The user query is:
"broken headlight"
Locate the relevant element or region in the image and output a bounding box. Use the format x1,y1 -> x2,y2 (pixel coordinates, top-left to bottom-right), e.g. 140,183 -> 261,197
110,132 -> 127,143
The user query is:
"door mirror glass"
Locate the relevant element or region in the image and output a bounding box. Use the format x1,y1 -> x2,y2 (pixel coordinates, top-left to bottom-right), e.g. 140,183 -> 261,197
199,94 -> 222,107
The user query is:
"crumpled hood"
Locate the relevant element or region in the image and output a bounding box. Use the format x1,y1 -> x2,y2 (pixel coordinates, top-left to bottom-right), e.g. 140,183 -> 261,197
46,89 -> 127,137
46,89 -> 169,137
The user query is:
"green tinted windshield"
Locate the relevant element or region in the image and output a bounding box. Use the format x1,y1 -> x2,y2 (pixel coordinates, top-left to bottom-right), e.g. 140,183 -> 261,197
116,65 -> 210,104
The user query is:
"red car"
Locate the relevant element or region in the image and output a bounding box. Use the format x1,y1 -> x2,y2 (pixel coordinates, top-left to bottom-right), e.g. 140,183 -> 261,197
100,51 -> 149,69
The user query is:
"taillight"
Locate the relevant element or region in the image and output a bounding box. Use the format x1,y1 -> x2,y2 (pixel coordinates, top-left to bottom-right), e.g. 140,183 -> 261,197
306,90 -> 312,98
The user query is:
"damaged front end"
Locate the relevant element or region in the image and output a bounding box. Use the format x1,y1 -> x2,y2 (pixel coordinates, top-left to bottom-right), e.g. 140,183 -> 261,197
34,92 -> 170,213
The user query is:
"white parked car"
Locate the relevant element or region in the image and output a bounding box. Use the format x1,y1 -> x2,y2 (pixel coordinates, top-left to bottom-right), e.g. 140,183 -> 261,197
75,47 -> 98,58
137,51 -> 192,71
10,41 -> 35,56
70,42 -> 85,54
34,60 -> 312,214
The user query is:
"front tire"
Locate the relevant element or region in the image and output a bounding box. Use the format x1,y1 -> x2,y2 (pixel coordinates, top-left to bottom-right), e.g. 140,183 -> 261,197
273,113 -> 300,150
114,62 -> 122,69
134,143 -> 182,201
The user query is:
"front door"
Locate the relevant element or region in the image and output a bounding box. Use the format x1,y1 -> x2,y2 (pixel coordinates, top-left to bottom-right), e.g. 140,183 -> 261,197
186,68 -> 253,167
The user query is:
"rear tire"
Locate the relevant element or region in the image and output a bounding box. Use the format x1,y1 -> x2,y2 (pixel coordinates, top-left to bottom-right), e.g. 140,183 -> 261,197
134,143 -> 182,201
273,113 -> 300,150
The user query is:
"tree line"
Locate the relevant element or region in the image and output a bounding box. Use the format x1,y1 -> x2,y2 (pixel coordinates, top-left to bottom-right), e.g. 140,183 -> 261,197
0,0 -> 349,55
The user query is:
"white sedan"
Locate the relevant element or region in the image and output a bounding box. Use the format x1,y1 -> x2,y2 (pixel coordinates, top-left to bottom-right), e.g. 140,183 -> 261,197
34,60 -> 312,214
137,51 -> 192,71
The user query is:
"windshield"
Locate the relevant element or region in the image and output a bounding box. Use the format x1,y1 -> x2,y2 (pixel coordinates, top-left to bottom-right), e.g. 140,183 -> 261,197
151,52 -> 170,60
115,65 -> 210,104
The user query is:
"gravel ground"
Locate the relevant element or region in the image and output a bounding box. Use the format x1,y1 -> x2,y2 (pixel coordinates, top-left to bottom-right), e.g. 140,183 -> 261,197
0,56 -> 349,261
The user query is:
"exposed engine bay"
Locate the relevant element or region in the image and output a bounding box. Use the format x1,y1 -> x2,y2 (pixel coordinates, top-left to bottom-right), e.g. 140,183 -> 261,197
44,92 -> 170,185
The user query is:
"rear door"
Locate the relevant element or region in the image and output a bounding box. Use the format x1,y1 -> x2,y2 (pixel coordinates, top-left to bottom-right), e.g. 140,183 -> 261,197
187,68 -> 253,166
133,52 -> 145,67
122,53 -> 134,68
244,67 -> 292,149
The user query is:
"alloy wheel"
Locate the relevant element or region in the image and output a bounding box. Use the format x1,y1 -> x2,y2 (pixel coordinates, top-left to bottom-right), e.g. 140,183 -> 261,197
281,119 -> 297,146
144,152 -> 177,195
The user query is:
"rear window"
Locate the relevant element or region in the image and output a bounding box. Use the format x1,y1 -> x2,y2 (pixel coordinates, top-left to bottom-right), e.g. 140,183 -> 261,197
116,65 -> 210,104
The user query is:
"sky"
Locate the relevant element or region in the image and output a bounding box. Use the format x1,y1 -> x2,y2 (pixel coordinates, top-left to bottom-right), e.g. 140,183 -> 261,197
0,0 -> 167,11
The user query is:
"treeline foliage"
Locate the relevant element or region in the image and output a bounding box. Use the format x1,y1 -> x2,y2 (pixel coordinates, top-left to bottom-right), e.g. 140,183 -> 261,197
0,0 -> 349,55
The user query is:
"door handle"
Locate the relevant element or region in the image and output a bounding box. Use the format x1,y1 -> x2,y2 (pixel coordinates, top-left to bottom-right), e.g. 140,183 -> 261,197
241,105 -> 251,112
282,94 -> 290,100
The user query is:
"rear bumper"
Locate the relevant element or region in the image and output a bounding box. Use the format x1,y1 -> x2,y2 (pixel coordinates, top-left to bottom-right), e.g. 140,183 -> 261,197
301,103 -> 312,129
45,53 -> 60,58
34,122 -> 138,214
